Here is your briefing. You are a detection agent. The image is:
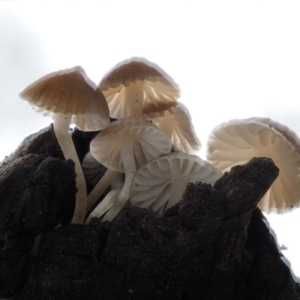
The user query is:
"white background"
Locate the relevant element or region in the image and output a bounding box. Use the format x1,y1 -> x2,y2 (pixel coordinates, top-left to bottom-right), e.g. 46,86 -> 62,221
1,0 -> 300,279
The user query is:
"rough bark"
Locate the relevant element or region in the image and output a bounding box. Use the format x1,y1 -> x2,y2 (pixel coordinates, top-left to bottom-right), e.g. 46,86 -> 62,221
0,126 -> 299,300
0,126 -> 76,297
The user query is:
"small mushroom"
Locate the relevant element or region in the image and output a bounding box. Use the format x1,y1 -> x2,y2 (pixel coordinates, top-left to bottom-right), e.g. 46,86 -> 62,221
130,152 -> 222,214
82,151 -> 108,191
146,102 -> 201,154
87,116 -> 172,220
19,66 -> 110,223
99,57 -> 180,118
206,117 -> 300,213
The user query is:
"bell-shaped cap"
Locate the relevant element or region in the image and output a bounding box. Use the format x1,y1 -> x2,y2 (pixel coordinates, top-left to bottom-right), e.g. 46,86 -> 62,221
20,66 -> 110,131
99,57 -> 180,118
90,117 -> 172,172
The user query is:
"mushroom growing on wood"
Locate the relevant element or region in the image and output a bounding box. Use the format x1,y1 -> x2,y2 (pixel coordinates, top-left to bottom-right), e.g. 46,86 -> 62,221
99,57 -> 180,118
145,102 -> 201,154
19,66 -> 110,223
207,117 -> 300,213
87,116 -> 172,220
130,152 -> 222,214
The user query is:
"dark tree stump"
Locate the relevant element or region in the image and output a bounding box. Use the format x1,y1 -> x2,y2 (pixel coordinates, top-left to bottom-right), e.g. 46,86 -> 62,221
0,126 -> 299,300
0,126 -> 76,297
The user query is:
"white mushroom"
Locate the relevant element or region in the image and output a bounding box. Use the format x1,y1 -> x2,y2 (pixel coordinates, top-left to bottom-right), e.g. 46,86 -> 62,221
82,151 -> 108,189
130,152 -> 222,214
99,57 -> 180,118
19,66 -> 110,223
206,117 -> 300,213
145,102 -> 201,154
87,116 -> 172,220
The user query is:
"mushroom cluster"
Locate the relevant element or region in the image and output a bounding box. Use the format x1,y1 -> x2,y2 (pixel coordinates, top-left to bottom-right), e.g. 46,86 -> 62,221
84,57 -> 215,222
20,57 -> 219,224
20,58 -> 300,224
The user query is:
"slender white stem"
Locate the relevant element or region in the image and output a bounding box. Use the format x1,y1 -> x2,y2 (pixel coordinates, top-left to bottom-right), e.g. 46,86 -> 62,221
53,113 -> 87,224
85,189 -> 121,224
102,143 -> 136,221
124,82 -> 144,116
86,168 -> 118,212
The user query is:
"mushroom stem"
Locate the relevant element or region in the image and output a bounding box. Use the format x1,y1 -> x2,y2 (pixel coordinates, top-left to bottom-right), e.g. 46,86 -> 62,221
102,142 -> 136,221
85,173 -> 123,222
53,113 -> 87,224
124,82 -> 144,116
85,189 -> 121,224
86,168 -> 119,212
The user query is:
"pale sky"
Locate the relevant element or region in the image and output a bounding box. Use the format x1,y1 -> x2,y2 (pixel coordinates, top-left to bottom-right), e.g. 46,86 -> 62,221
1,0 -> 300,278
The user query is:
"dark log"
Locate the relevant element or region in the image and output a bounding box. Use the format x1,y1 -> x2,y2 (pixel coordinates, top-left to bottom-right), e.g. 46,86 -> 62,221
0,126 -> 299,299
0,126 -> 76,297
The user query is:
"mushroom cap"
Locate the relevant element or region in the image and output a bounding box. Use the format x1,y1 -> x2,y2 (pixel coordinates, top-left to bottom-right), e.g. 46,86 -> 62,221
99,57 -> 180,118
207,118 -> 300,213
90,117 -> 172,172
19,66 -> 110,131
248,117 -> 300,153
146,102 -> 201,154
130,152 -> 222,214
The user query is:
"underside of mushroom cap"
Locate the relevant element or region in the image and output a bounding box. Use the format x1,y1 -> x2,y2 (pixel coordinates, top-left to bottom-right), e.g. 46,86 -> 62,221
20,66 -> 110,131
82,152 -> 107,188
146,102 -> 201,154
247,117 -> 300,153
99,57 -> 180,118
90,117 -> 172,172
207,118 -> 300,213
130,152 -> 222,214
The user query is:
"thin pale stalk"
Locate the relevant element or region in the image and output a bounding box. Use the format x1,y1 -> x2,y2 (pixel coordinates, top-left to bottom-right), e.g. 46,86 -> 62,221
103,143 -> 136,221
124,82 -> 144,116
53,113 -> 87,224
85,189 -> 121,224
86,168 -> 118,212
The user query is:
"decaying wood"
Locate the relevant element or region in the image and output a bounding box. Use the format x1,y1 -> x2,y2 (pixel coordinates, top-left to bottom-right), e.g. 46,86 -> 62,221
0,126 -> 299,300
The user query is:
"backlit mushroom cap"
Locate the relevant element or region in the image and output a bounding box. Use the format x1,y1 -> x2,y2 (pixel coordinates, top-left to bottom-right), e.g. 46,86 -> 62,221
87,117 -> 172,220
90,116 -> 172,171
207,118 -> 300,213
99,57 -> 180,118
130,152 -> 222,215
146,102 -> 201,154
20,66 -> 110,131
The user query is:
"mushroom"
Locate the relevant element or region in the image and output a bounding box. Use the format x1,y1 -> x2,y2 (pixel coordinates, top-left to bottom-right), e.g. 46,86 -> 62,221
145,102 -> 201,154
82,151 -> 108,191
19,66 -> 110,223
99,57 -> 180,118
130,152 -> 222,214
87,116 -> 172,220
206,117 -> 300,213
